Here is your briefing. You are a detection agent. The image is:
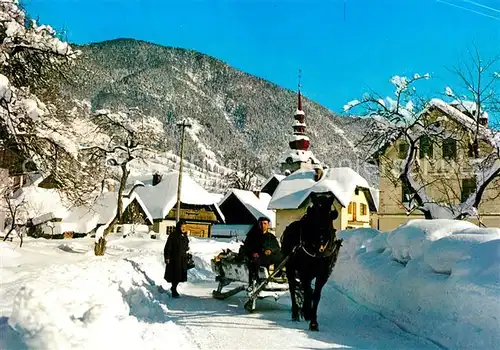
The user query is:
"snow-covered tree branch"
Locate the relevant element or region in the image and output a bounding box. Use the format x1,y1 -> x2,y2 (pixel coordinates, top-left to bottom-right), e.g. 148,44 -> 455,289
87,107 -> 164,255
0,1 -> 105,205
223,150 -> 264,191
344,54 -> 500,220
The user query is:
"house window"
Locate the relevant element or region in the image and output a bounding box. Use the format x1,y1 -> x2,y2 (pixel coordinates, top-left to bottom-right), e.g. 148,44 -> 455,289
461,177 -> 476,202
442,138 -> 457,160
360,203 -> 367,216
398,142 -> 409,159
402,182 -> 414,203
348,202 -> 357,216
419,136 -> 433,159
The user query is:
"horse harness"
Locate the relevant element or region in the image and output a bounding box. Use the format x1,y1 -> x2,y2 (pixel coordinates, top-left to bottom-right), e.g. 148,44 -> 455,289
297,224 -> 338,259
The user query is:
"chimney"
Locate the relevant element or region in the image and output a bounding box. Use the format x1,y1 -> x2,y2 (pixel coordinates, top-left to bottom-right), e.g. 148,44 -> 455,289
314,168 -> 323,182
152,173 -> 162,186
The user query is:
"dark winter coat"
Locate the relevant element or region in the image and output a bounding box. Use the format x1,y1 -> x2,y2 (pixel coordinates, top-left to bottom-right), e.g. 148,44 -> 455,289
163,229 -> 189,283
243,228 -> 282,266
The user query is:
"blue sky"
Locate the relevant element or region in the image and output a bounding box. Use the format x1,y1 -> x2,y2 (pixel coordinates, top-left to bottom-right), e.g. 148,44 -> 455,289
25,0 -> 500,121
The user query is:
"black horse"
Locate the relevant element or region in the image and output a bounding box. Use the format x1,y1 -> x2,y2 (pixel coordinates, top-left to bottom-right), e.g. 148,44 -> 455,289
281,194 -> 343,331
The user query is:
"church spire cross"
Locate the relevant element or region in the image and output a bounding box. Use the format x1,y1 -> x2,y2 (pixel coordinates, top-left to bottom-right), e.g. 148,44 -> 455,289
297,69 -> 303,111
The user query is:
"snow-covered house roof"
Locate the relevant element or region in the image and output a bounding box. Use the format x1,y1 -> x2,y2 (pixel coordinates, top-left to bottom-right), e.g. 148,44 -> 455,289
261,174 -> 285,191
260,174 -> 286,197
135,171 -> 224,221
268,167 -> 378,212
428,99 -> 489,132
219,189 -> 276,226
449,100 -> 488,121
12,185 -> 69,225
62,191 -> 153,234
369,98 -> 499,162
208,192 -> 224,205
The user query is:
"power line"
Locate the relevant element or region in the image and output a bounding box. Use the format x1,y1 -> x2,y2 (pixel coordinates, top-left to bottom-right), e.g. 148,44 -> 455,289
461,0 -> 500,14
437,0 -> 500,20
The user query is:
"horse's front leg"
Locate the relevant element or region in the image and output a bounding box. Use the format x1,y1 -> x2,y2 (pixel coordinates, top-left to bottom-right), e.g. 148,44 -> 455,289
286,262 -> 300,321
309,274 -> 328,331
301,275 -> 313,321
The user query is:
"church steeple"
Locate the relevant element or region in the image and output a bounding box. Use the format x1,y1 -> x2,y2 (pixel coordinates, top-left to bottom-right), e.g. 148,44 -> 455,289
289,70 -> 310,152
280,70 -> 321,175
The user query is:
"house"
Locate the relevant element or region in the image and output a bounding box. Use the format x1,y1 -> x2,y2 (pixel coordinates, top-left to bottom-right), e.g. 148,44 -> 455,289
11,180 -> 69,235
60,191 -> 153,238
373,98 -> 500,231
215,189 -> 275,238
268,167 -> 378,239
135,171 -> 224,238
4,171 -> 154,238
260,174 -> 285,197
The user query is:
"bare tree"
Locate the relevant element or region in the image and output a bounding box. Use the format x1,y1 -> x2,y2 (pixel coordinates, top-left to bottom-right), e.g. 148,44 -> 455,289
85,107 -> 163,255
2,194 -> 26,246
0,170 -> 26,246
344,54 -> 500,220
223,150 -> 264,191
446,47 -> 500,158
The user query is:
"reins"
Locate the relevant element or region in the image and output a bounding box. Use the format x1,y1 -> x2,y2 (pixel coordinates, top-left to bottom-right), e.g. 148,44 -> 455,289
298,223 -> 336,258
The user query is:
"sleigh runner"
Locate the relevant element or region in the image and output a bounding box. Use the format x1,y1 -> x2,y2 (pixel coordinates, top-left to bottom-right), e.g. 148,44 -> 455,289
211,249 -> 299,312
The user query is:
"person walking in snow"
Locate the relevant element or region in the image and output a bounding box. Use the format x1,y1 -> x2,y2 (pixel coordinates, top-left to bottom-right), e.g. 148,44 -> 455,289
163,220 -> 190,298
243,216 -> 282,286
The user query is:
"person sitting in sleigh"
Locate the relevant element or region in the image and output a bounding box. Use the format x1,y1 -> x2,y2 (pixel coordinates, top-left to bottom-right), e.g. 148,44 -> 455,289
242,216 -> 283,286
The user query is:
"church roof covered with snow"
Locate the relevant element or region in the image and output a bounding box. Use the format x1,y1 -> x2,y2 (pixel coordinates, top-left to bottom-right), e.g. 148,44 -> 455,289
135,171 -> 223,220
268,167 -> 378,211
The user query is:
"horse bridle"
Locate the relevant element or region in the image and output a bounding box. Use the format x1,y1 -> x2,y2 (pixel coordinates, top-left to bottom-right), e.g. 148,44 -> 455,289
298,225 -> 337,258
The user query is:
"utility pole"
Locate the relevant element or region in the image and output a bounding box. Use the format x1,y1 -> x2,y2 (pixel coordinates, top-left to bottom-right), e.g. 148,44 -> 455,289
176,120 -> 192,223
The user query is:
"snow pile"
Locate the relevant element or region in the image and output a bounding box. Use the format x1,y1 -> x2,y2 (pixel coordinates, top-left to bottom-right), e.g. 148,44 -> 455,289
8,254 -> 189,350
333,219 -> 500,349
6,237 -> 241,349
0,241 -> 21,260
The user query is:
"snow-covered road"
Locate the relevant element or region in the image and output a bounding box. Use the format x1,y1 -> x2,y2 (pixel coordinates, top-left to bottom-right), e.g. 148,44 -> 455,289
0,237 -> 442,349
171,281 -> 441,350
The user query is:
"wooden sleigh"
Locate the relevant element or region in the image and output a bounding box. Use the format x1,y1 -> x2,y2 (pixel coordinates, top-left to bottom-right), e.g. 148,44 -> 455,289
210,249 -> 295,312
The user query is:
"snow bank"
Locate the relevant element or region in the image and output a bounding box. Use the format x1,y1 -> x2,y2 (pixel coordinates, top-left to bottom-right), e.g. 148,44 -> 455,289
333,219 -> 500,349
0,241 -> 21,260
8,255 -> 189,350
6,237 -> 240,349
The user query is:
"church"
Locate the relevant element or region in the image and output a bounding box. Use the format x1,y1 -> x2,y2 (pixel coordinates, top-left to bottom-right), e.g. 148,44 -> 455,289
268,79 -> 378,237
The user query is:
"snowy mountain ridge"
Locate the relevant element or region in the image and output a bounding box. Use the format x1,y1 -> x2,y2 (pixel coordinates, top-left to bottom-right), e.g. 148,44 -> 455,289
60,39 -> 376,187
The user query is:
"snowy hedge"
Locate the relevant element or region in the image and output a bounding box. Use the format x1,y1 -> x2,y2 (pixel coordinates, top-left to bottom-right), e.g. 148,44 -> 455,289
332,219 -> 500,349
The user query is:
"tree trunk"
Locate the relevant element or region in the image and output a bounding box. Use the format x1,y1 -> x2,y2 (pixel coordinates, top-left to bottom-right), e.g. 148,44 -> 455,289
94,236 -> 106,255
94,163 -> 130,256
